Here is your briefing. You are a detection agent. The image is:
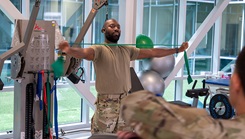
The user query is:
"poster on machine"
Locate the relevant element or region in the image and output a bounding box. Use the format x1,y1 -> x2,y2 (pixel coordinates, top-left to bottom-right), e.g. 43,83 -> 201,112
10,20 -> 62,76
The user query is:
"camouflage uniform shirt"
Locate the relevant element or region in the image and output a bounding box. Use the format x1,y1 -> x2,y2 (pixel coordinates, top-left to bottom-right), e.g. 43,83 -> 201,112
121,90 -> 245,139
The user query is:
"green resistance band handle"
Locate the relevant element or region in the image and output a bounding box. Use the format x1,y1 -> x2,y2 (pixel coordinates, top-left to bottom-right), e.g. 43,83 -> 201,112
184,51 -> 193,84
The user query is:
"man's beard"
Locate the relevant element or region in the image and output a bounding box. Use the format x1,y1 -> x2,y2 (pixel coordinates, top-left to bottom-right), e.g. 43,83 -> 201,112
105,32 -> 120,43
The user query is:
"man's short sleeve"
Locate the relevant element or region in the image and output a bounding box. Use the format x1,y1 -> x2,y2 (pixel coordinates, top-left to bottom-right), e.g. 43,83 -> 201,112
128,46 -> 140,61
89,45 -> 101,62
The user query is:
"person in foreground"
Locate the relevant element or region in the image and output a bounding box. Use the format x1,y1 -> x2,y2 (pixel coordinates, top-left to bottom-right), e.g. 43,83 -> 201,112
118,46 -> 245,139
59,18 -> 188,134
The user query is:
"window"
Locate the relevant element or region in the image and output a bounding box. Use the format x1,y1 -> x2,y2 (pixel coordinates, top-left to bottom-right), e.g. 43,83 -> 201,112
0,0 -> 21,133
57,86 -> 82,124
185,2 -> 214,75
0,91 -> 14,132
142,0 -> 179,46
220,4 -> 244,71
0,10 -> 16,87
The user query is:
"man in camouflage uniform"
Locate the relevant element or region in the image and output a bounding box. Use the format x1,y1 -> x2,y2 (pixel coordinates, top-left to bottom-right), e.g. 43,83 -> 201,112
59,19 -> 188,134
118,46 -> 245,139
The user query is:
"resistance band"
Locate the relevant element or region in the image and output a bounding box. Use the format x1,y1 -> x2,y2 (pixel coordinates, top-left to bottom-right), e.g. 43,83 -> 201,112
42,70 -> 52,139
69,42 -> 182,47
43,102 -> 48,138
51,77 -> 58,139
184,51 -> 193,84
41,70 -> 47,109
41,70 -> 50,138
46,71 -> 53,139
37,72 -> 43,110
25,83 -> 35,139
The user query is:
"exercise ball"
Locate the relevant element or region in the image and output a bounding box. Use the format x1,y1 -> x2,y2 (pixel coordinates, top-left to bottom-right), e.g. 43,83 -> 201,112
142,54 -> 175,78
137,70 -> 165,96
151,55 -> 175,78
136,34 -> 154,49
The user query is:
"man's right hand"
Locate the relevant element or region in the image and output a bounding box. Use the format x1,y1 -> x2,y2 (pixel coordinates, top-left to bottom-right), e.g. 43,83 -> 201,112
58,41 -> 70,53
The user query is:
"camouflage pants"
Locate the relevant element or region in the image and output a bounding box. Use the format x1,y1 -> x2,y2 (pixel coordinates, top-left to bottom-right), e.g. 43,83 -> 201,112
91,93 -> 133,134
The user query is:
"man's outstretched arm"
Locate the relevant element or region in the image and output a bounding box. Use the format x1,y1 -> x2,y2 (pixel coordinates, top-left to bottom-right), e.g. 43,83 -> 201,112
137,42 -> 188,59
59,41 -> 95,60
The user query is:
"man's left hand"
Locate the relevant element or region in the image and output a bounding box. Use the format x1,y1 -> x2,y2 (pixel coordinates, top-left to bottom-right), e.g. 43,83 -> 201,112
179,42 -> 188,52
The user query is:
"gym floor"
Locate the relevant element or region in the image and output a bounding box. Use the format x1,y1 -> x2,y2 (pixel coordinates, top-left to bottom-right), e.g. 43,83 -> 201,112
59,128 -> 91,139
